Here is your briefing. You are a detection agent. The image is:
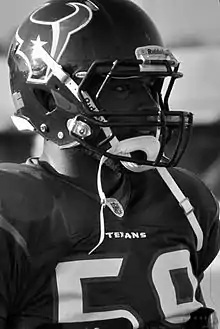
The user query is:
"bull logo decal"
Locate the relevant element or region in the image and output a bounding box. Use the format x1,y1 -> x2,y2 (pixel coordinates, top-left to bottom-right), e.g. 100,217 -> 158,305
15,2 -> 94,83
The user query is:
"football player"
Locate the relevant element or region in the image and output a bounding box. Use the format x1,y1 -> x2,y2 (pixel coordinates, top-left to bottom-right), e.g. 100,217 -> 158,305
2,0 -> 220,328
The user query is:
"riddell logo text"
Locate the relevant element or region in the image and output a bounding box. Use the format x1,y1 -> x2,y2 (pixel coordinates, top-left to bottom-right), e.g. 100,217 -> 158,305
105,232 -> 147,239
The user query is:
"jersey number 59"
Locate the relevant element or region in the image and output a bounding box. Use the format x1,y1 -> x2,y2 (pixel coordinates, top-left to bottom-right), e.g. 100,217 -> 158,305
55,249 -> 202,327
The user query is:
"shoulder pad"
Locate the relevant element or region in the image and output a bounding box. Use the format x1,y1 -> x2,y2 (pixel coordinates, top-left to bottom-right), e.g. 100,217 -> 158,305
0,162 -> 54,222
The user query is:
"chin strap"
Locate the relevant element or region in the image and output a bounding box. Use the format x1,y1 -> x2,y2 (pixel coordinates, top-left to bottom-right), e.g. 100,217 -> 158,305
89,155 -> 124,255
156,167 -> 203,251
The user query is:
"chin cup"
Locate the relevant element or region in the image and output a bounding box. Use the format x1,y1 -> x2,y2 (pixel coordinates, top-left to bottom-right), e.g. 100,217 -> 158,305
108,135 -> 160,172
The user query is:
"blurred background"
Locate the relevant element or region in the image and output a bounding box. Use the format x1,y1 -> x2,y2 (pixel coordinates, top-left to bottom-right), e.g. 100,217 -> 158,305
0,0 -> 220,321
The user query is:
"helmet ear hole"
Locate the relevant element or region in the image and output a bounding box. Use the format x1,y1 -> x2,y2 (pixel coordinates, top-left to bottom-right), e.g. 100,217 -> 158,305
48,94 -> 57,113
33,89 -> 56,114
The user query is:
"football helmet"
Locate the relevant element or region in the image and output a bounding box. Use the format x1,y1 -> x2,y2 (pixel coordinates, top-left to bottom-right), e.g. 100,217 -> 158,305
8,0 -> 193,170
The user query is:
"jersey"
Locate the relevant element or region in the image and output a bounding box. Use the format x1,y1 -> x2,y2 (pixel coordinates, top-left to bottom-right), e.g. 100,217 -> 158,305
0,158 -> 219,329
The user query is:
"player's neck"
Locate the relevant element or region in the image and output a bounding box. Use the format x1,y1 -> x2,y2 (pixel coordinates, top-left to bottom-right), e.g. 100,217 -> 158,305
39,140 -> 122,194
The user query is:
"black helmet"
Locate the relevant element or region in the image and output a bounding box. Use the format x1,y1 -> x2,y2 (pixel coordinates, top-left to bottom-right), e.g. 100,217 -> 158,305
8,0 -> 192,169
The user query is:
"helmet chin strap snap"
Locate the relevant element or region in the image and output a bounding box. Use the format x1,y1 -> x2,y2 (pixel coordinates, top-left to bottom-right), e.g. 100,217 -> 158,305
108,135 -> 161,172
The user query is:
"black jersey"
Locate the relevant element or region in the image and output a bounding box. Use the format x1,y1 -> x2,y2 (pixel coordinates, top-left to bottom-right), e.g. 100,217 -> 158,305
0,159 -> 219,329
